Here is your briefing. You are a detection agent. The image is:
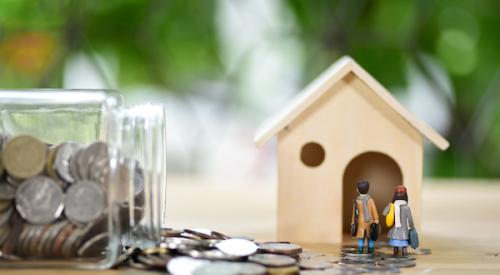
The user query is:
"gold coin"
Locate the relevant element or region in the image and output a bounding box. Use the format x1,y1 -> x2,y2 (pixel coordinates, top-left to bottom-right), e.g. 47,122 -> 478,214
2,135 -> 47,179
143,247 -> 168,255
45,145 -> 60,180
267,265 -> 299,275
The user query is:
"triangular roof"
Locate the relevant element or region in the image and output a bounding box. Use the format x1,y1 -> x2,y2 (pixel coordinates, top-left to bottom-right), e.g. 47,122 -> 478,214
254,56 -> 449,150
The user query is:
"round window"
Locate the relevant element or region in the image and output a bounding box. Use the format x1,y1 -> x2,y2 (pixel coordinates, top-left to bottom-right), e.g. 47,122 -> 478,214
300,142 -> 325,167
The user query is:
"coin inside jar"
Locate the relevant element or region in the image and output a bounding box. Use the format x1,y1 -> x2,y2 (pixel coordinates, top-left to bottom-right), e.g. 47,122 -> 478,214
77,232 -> 108,258
15,176 -> 64,224
69,148 -> 84,181
2,135 -> 47,179
54,142 -> 80,184
64,181 -> 106,224
0,181 -> 17,200
79,142 -> 108,180
45,145 -> 60,180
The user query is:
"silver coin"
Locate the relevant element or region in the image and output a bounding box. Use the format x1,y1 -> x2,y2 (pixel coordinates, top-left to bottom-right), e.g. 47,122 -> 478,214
300,258 -> 334,270
364,265 -> 400,273
167,256 -> 209,275
64,181 -> 106,224
248,253 -> 297,267
26,225 -> 47,257
200,239 -> 221,249
79,142 -> 108,180
300,251 -> 326,260
69,148 -> 84,181
89,156 -> 110,185
379,259 -> 416,268
380,255 -> 416,262
20,225 -> 40,257
193,261 -> 267,275
164,237 -> 202,250
15,225 -> 29,256
89,148 -> 113,185
215,238 -> 258,257
340,248 -> 375,258
187,248 -> 241,261
77,232 -> 108,257
340,258 -> 377,265
15,176 -> 64,224
34,224 -> 54,257
0,182 -> 16,200
54,142 -> 80,184
258,242 -> 302,255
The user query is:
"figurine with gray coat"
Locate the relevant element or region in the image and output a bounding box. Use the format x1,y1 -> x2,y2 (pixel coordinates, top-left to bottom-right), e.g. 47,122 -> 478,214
383,185 -> 416,256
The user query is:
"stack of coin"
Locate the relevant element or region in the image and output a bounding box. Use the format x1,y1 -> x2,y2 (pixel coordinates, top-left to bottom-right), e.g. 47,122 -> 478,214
121,228 -> 431,274
0,181 -> 15,248
379,254 -> 416,268
340,247 -> 378,265
0,134 -> 144,260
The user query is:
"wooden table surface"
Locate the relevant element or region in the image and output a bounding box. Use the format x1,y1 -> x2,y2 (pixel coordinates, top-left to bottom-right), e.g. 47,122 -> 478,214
3,178 -> 500,274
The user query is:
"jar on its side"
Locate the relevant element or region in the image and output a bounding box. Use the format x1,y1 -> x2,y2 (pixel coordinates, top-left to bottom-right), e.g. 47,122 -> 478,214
0,90 -> 166,269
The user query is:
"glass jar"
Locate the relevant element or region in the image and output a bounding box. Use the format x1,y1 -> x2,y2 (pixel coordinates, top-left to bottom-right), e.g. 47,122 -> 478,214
0,90 -> 166,269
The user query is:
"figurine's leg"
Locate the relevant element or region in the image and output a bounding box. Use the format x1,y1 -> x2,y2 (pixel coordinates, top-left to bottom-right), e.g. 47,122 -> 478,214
402,247 -> 407,256
357,238 -> 364,253
393,247 -> 399,255
368,239 -> 375,253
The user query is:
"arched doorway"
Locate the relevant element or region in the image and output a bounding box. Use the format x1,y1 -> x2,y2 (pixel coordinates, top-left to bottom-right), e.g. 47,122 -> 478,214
342,152 -> 403,241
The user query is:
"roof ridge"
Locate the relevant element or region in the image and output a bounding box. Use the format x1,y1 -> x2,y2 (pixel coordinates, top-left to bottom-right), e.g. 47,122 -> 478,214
254,56 -> 449,150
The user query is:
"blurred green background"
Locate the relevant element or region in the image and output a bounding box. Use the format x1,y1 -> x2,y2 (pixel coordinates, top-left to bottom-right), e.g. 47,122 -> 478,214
0,0 -> 498,178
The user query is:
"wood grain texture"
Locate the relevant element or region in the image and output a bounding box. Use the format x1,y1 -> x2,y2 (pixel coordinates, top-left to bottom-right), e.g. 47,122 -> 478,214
276,72 -> 424,243
254,56 -> 449,150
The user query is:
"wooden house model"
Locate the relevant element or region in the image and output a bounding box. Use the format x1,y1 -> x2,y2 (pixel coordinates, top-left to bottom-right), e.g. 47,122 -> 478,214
254,56 -> 449,244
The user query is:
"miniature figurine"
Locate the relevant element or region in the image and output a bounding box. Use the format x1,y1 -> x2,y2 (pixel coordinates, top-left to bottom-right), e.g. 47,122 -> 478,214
383,185 -> 418,256
351,180 -> 380,253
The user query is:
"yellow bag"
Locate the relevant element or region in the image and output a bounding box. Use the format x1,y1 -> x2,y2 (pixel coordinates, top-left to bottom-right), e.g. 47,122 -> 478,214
386,203 -> 395,227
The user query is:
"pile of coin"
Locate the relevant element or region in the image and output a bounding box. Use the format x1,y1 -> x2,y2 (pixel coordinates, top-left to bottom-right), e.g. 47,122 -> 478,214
120,228 -> 303,274
0,134 -> 142,260
120,228 -> 430,274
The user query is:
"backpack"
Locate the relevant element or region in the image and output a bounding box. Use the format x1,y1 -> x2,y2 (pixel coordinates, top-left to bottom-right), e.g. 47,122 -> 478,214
386,203 -> 395,227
